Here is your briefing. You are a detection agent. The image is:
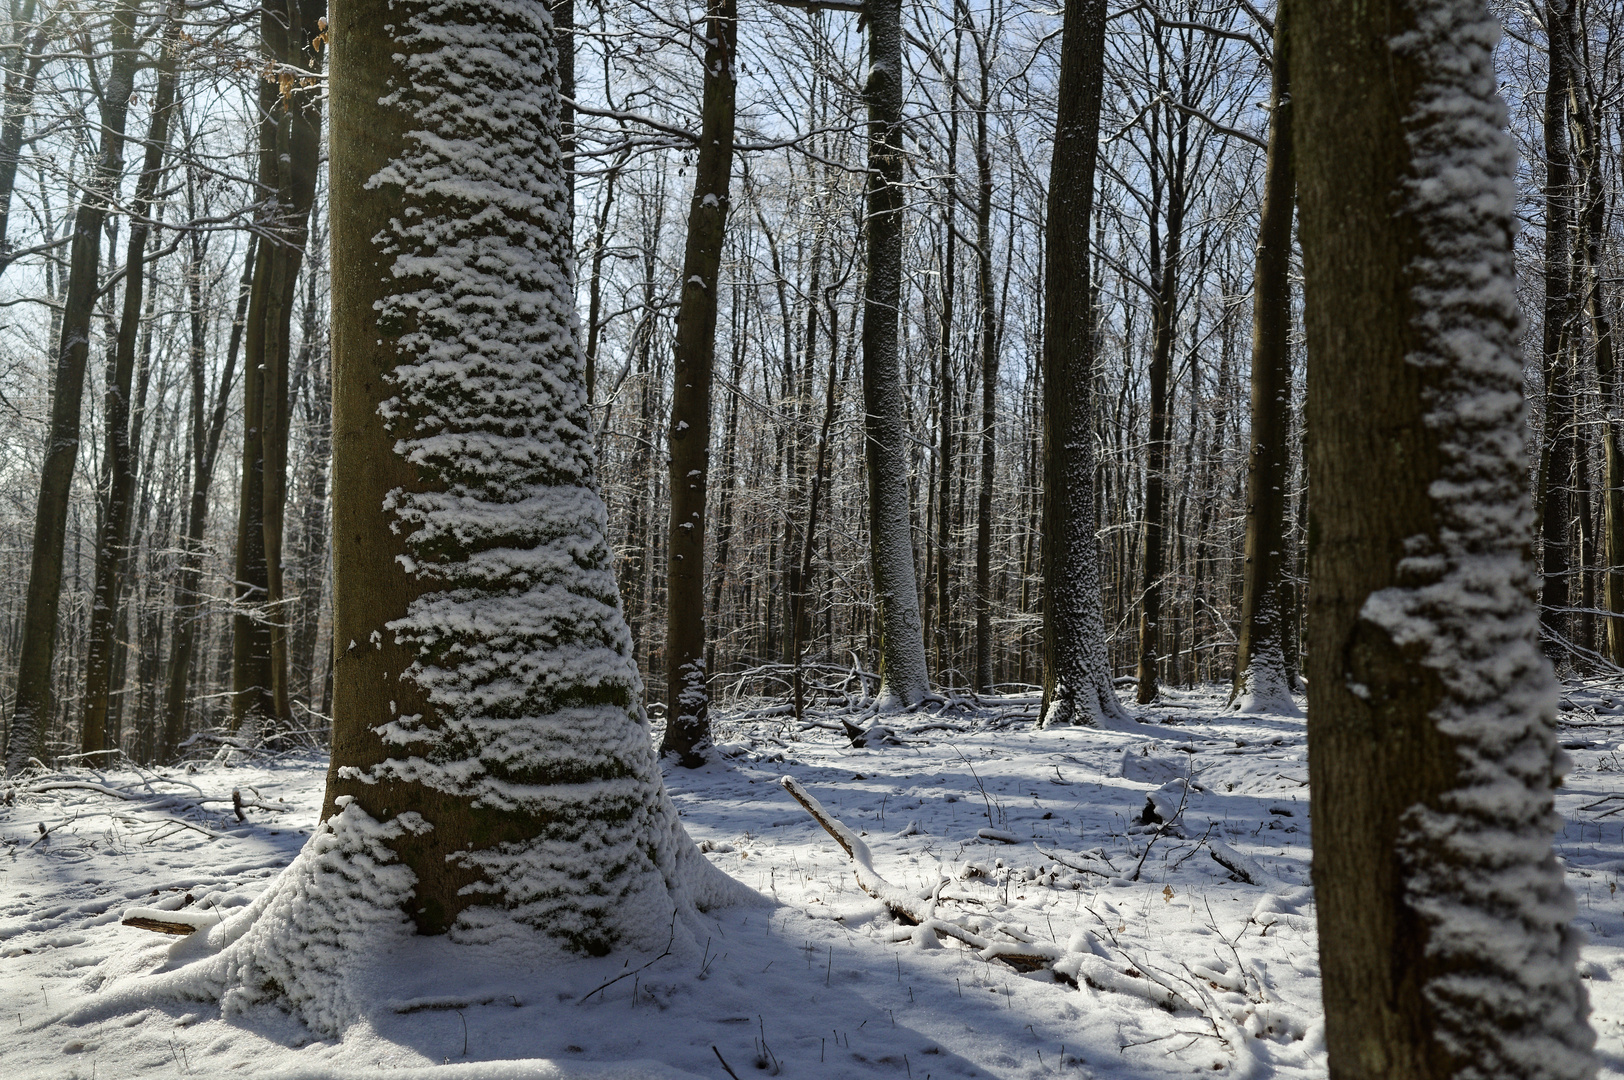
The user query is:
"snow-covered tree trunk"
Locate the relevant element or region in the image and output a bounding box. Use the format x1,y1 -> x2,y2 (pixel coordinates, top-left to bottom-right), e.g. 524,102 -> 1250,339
1294,1 -> 1595,1075
1038,0 -> 1131,731
129,0 -> 758,1031
1230,6 -> 1298,716
659,0 -> 738,766
861,0 -> 930,708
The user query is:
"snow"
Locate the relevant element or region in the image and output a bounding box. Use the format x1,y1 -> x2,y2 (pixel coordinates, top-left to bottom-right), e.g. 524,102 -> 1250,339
1354,2 -> 1594,1073
6,683 -> 1623,1078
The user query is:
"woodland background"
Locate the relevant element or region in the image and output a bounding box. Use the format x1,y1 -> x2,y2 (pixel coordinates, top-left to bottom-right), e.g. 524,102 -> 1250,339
0,0 -> 1610,761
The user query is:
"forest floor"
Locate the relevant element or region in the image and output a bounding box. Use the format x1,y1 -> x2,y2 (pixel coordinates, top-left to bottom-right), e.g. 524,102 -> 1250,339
5,684 -> 1624,1079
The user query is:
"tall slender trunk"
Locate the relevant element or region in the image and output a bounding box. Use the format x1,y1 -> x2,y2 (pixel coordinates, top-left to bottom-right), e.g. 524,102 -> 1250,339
862,0 -> 929,706
1039,0 -> 1128,729
1230,8 -> 1298,711
659,0 -> 737,765
934,30 -> 960,680
1535,0 -> 1575,662
1135,123 -> 1186,706
971,49 -> 997,694
232,0 -> 325,736
80,11 -> 180,755
5,1 -> 139,775
1566,8 -> 1624,664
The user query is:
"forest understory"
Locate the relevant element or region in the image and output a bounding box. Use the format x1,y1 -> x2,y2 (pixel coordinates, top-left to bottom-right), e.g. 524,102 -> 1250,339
4,683 -> 1624,1080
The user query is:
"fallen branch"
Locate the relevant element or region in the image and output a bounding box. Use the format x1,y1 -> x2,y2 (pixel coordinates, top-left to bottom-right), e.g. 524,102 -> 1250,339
778,777 -> 1059,971
1208,840 -> 1269,886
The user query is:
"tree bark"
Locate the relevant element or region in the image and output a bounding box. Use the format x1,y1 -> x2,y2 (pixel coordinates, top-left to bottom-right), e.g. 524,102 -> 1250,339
81,10 -> 181,756
862,0 -> 930,706
1292,1 -> 1594,1075
1038,0 -> 1130,729
659,0 -> 737,766
971,42 -> 997,694
322,0 -> 739,957
5,1 -> 139,775
1565,5 -> 1624,664
933,30 -> 959,681
1230,7 -> 1298,712
231,0 -> 325,737
1534,0 -> 1575,663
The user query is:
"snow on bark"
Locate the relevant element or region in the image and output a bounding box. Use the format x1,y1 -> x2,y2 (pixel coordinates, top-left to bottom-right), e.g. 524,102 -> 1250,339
1231,625 -> 1301,717
355,0 -> 748,954
1357,4 -> 1593,1074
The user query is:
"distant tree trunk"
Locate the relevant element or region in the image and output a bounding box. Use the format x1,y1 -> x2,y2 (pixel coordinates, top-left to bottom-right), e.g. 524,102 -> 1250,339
934,31 -> 959,681
971,49 -> 997,694
160,232 -> 252,761
659,0 -> 737,766
1535,0 -> 1574,663
1293,2 -> 1594,1076
312,0 -> 741,983
80,11 -> 180,756
582,157 -> 622,406
1134,131 -> 1187,706
231,0 -> 324,737
1230,8 -> 1298,713
1566,6 -> 1624,664
4,1 -> 138,775
1039,0 -> 1129,729
862,0 -> 930,706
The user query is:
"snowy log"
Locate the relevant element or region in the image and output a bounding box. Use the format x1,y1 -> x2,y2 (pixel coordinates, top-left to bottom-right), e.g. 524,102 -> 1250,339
119,906 -> 223,936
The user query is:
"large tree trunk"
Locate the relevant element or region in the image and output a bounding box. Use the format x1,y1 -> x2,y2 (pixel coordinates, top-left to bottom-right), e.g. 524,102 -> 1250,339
80,11 -> 180,756
1230,7 -> 1298,713
231,0 -> 325,737
1038,0 -> 1129,730
862,0 -> 929,706
1292,1 -> 1593,1076
4,2 -> 139,775
316,0 -> 742,976
658,0 -> 737,766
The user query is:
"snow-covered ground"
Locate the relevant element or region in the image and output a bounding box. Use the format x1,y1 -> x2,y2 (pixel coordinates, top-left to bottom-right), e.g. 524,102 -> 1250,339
5,685 -> 1624,1079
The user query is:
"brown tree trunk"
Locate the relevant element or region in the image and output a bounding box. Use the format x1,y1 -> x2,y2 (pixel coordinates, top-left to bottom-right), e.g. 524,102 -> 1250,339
321,0 -> 737,961
1536,0 -> 1575,663
1038,0 -> 1128,729
934,31 -> 960,681
80,10 -> 180,756
971,48 -> 997,694
659,0 -> 737,765
231,0 -> 325,737
1566,5 -> 1624,664
4,1 -> 139,775
1230,7 -> 1297,711
1292,1 -> 1593,1075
